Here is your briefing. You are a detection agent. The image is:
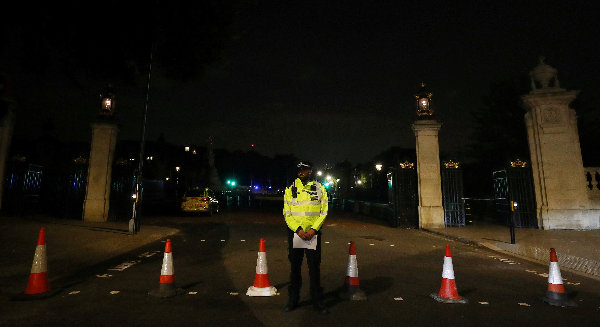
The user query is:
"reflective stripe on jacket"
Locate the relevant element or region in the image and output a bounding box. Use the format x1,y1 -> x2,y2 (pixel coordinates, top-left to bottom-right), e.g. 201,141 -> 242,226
283,178 -> 328,232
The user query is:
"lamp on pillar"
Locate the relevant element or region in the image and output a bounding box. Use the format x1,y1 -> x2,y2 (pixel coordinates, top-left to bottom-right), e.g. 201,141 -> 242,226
99,84 -> 116,118
415,82 -> 434,119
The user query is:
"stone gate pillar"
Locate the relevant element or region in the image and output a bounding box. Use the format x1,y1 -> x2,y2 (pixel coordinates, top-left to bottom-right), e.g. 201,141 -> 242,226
0,82 -> 16,211
521,57 -> 599,229
83,122 -> 119,222
412,119 -> 445,228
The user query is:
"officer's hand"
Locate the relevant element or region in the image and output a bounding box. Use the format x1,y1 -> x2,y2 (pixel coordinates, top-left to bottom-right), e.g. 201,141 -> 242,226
297,229 -> 306,239
305,229 -> 315,240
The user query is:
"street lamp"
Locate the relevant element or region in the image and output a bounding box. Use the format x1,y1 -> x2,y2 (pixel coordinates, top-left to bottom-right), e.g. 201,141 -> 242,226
99,84 -> 115,117
415,82 -> 433,119
375,163 -> 383,171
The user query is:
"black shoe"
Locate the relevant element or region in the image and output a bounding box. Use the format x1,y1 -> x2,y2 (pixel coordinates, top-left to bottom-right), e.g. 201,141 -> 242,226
283,301 -> 298,312
314,304 -> 329,315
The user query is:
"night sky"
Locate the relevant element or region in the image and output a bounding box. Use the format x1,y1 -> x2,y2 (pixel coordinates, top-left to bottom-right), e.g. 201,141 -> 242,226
2,1 -> 599,168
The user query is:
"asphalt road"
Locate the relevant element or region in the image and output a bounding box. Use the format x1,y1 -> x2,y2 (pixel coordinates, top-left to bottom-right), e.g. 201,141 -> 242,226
2,205 -> 600,326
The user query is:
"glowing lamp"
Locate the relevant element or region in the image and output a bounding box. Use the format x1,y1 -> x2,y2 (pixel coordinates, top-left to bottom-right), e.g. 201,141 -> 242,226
99,84 -> 115,116
415,82 -> 433,118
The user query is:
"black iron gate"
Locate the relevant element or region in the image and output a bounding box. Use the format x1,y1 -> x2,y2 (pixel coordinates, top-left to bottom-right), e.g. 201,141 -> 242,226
388,162 -> 418,228
441,161 -> 466,227
493,162 -> 537,228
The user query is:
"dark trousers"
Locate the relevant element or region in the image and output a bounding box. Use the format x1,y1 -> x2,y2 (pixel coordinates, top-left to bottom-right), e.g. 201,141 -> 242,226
287,228 -> 323,305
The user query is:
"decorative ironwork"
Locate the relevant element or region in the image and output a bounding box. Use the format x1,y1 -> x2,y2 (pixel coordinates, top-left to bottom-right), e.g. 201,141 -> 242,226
510,159 -> 527,167
493,167 -> 538,228
444,160 -> 460,169
399,161 -> 414,169
441,164 -> 465,227
388,167 -> 418,228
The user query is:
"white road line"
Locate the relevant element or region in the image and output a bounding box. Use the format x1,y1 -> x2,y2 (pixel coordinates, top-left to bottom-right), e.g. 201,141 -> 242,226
229,292 -> 239,296
478,301 -> 489,305
518,302 -> 530,307
188,291 -> 198,295
108,260 -> 141,271
68,291 -> 80,295
96,274 -> 113,278
390,244 -> 395,247
369,243 -> 375,246
109,291 -> 120,295
325,241 -> 330,244
241,240 -> 246,242
393,297 -> 403,301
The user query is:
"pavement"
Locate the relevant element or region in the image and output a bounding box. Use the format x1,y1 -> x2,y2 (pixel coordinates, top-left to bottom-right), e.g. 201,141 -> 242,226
0,214 -> 180,299
424,220 -> 600,281
2,211 -> 600,300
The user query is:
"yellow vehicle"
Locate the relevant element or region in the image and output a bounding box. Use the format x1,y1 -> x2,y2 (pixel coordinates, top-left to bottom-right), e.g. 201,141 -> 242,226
180,187 -> 219,215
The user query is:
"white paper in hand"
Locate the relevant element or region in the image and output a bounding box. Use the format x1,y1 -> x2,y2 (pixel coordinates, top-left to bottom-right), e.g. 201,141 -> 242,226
293,233 -> 318,250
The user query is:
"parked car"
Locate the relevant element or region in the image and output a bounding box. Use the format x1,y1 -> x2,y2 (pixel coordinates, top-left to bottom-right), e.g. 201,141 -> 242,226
180,187 -> 219,215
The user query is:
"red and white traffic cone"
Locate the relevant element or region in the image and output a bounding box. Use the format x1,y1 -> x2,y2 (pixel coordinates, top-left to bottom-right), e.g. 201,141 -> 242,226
246,238 -> 277,296
24,227 -> 50,295
340,241 -> 366,300
542,248 -> 577,307
430,245 -> 467,304
149,239 -> 180,297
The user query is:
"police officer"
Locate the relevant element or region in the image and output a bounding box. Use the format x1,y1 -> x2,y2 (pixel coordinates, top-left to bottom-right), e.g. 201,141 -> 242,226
283,161 -> 329,314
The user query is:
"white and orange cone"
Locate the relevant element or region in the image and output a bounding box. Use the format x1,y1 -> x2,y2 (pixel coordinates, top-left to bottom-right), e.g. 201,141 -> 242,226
542,248 -> 577,307
24,227 -> 50,295
149,239 -> 180,297
430,245 -> 467,304
246,238 -> 277,296
340,241 -> 366,300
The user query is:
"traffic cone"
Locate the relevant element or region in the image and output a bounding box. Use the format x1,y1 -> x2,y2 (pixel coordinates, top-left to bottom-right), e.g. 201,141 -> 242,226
430,245 -> 467,304
340,241 -> 366,300
149,239 -> 181,297
25,227 -> 50,295
13,227 -> 61,300
246,238 -> 277,296
542,248 -> 577,307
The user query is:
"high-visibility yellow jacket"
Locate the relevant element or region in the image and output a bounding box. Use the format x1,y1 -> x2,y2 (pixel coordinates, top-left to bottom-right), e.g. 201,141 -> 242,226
284,178 -> 328,232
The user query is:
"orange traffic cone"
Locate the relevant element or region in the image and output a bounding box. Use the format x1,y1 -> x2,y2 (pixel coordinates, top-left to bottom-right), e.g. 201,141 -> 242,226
542,248 -> 577,307
13,227 -> 61,300
24,227 -> 50,295
430,245 -> 467,304
340,241 -> 366,300
149,239 -> 181,297
246,238 -> 277,296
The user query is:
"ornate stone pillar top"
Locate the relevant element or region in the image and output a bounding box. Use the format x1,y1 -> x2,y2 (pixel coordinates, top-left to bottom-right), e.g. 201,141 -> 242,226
529,56 -> 563,93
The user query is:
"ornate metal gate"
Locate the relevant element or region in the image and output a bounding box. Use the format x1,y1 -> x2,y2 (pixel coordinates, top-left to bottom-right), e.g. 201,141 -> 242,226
441,161 -> 466,227
493,160 -> 537,228
388,161 -> 418,228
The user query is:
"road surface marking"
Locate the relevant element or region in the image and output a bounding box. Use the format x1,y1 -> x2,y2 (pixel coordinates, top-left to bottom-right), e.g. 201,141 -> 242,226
109,291 -> 120,295
221,240 -> 226,242
241,240 -> 246,242
188,291 -> 198,295
518,302 -> 530,307
68,291 -> 80,295
325,241 -> 330,244
138,251 -> 161,258
390,244 -> 395,247
109,260 -> 141,271
96,274 -> 113,278
201,240 -> 206,242
566,282 -> 581,286
478,302 -> 489,305
369,243 -> 375,246
229,292 -> 239,296
394,297 -> 403,301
